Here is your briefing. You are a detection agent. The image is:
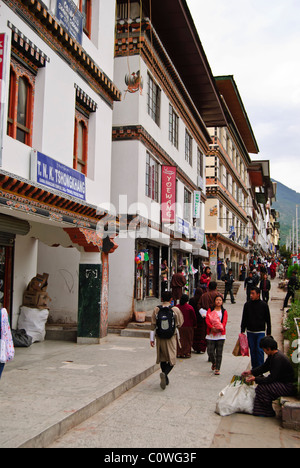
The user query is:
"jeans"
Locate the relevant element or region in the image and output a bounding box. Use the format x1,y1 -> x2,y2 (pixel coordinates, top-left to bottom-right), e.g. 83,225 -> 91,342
247,332 -> 265,369
0,363 -> 5,379
224,287 -> 235,303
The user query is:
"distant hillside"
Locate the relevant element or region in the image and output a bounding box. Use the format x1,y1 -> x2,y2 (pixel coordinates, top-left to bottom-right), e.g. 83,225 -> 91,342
272,180 -> 300,245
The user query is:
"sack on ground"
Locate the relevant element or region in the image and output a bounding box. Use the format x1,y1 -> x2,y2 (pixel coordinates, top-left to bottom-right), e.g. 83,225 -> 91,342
12,329 -> 33,348
239,333 -> 249,357
216,376 -> 256,417
156,306 -> 176,339
18,307 -> 49,343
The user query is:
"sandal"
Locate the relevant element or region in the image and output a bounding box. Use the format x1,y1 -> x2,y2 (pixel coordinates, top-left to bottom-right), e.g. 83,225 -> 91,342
211,364 -> 216,371
214,370 -> 220,375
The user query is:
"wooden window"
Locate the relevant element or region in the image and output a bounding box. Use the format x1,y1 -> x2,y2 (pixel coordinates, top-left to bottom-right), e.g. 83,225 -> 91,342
79,0 -> 92,38
169,104 -> 179,148
147,74 -> 161,126
145,152 -> 159,202
185,130 -> 193,166
7,60 -> 34,146
184,188 -> 192,222
73,110 -> 88,176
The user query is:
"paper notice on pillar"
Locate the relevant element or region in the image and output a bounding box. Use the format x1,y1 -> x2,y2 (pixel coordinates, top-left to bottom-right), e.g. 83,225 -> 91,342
161,166 -> 177,223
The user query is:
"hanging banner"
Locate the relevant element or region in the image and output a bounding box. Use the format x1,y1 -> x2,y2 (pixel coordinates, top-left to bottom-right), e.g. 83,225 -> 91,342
0,33 -> 8,166
161,166 -> 177,223
193,191 -> 201,219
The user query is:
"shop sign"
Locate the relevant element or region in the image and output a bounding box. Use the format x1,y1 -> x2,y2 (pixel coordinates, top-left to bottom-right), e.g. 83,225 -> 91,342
31,151 -> 86,201
56,0 -> 83,45
176,217 -> 190,238
193,191 -> 201,219
0,33 -> 8,166
161,166 -> 177,223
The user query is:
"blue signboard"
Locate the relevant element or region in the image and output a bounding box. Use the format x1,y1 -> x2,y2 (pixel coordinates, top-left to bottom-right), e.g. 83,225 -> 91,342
56,0 -> 83,45
32,151 -> 86,201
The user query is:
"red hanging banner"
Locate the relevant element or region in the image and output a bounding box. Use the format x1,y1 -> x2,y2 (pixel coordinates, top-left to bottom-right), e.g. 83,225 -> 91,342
161,165 -> 177,223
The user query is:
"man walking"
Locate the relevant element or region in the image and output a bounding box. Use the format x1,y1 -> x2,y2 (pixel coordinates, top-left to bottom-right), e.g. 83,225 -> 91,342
240,287 -> 272,368
150,291 -> 183,389
281,270 -> 298,310
222,269 -> 236,304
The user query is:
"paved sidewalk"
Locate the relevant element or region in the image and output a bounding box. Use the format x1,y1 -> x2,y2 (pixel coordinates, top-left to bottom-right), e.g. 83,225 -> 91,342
1,277 -> 300,448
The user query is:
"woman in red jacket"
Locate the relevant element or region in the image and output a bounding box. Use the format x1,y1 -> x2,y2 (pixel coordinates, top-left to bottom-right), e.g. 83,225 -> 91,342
206,295 -> 228,375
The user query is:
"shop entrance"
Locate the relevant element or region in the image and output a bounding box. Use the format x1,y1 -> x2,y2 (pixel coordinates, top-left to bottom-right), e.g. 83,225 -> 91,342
0,245 -> 13,315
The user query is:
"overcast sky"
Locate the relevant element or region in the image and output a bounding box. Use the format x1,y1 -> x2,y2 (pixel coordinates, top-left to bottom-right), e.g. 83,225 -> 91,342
186,0 -> 300,193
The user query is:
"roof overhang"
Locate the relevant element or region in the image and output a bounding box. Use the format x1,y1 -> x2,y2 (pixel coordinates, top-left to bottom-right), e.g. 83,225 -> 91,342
118,0 -> 227,127
249,160 -> 271,189
215,76 -> 259,154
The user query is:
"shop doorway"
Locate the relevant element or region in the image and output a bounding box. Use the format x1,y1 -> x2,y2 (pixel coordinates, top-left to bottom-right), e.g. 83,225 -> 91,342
0,246 -> 13,315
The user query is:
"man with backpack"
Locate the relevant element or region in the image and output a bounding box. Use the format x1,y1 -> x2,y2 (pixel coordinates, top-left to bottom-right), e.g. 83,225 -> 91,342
150,291 -> 184,390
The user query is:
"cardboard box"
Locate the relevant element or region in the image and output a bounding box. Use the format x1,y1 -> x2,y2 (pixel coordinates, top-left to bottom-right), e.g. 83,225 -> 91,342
23,292 -> 50,309
23,273 -> 50,309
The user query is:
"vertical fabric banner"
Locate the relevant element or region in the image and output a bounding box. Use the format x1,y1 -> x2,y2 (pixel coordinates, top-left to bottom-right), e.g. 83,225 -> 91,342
0,33 -> 8,165
161,166 -> 177,223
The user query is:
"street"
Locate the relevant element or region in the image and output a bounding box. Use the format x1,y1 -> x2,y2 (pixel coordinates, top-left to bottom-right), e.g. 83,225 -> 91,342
49,279 -> 300,449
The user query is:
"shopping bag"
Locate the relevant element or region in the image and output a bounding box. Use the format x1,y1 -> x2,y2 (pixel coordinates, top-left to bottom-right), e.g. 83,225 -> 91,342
239,333 -> 249,357
215,376 -> 256,417
232,338 -> 241,356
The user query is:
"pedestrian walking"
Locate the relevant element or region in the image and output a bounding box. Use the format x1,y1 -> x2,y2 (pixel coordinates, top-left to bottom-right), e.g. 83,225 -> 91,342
260,273 -> 271,303
189,288 -> 206,354
150,291 -> 184,389
205,295 -> 228,376
222,269 -> 236,304
244,271 -> 257,302
176,294 -> 197,359
0,308 -> 15,379
242,336 -> 295,417
240,287 -> 272,368
270,260 -> 277,280
281,270 -> 298,310
171,267 -> 186,304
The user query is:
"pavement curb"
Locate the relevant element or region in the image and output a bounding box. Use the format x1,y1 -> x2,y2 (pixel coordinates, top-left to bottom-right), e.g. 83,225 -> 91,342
19,364 -> 159,448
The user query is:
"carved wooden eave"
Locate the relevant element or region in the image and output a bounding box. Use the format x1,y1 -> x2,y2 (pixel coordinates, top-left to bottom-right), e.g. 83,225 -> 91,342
4,0 -> 122,106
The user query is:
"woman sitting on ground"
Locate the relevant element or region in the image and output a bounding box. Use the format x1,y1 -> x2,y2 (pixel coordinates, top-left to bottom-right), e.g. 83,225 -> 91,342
243,336 -> 295,417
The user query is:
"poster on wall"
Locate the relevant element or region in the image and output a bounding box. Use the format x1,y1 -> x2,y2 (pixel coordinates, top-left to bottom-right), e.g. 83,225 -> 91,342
0,33 -> 8,165
161,166 -> 177,224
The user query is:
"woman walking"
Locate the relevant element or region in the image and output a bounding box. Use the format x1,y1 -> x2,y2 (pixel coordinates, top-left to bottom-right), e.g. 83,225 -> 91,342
177,294 -> 197,358
205,295 -> 228,375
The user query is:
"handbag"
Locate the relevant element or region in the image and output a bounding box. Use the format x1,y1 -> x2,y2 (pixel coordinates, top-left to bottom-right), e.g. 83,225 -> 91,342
232,338 -> 242,356
239,333 -> 249,357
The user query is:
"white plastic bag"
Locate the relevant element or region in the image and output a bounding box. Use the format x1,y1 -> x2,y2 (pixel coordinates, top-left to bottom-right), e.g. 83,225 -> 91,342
216,380 -> 256,417
18,307 -> 49,343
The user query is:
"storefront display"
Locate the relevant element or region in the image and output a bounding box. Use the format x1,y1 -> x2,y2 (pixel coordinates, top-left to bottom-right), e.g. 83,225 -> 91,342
135,244 -> 159,300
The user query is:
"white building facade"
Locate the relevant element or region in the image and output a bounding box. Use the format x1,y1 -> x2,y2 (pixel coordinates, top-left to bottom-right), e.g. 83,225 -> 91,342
0,0 -> 120,341
109,0 -> 227,326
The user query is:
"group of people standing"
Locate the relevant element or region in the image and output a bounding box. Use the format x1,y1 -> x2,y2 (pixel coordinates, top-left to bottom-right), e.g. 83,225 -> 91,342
150,265 -> 296,418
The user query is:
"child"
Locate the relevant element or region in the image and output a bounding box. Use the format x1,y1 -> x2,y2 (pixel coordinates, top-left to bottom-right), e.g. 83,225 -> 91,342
206,295 -> 228,375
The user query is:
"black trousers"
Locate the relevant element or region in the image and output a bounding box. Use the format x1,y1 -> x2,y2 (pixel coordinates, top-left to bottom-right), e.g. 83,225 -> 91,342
224,287 -> 235,303
160,362 -> 173,376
